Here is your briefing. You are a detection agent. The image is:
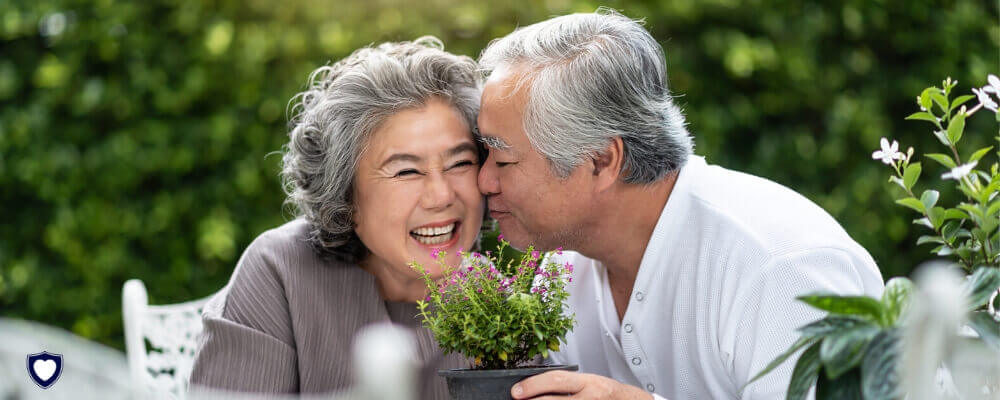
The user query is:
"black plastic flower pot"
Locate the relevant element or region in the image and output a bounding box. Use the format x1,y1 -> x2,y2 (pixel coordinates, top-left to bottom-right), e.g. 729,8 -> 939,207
438,364 -> 578,400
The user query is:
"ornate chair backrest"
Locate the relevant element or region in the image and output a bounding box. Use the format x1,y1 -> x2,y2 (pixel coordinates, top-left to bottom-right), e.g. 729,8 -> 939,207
122,279 -> 216,399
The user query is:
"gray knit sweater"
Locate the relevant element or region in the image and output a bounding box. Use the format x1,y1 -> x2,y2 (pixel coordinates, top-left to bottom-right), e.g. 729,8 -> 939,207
189,219 -> 467,398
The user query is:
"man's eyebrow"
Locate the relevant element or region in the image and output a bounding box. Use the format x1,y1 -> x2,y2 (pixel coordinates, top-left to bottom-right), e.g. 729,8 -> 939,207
478,135 -> 511,150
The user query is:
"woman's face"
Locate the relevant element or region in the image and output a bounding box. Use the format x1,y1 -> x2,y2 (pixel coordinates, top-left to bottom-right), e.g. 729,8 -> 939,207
353,97 -> 485,283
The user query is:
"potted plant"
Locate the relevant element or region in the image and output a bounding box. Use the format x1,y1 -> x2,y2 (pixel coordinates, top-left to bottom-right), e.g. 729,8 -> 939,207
411,237 -> 577,400
745,75 -> 1000,399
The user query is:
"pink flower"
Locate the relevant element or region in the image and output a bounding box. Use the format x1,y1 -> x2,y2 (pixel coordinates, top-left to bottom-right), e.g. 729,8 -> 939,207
565,262 -> 574,273
531,250 -> 540,259
556,247 -> 563,255
497,234 -> 504,241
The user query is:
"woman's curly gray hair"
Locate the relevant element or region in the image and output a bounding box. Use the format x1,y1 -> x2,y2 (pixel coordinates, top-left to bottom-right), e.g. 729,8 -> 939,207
280,36 -> 483,264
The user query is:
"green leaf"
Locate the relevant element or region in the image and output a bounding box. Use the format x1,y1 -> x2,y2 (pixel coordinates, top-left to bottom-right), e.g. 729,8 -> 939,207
969,146 -> 995,163
819,324 -> 880,379
915,235 -> 944,246
881,278 -> 914,325
787,342 -> 822,400
743,336 -> 818,390
918,87 -> 934,111
967,311 -> 1000,352
860,329 -> 902,400
964,267 -> 1000,310
919,190 -> 939,212
942,208 -> 970,221
887,176 -> 905,190
946,111 -> 966,144
930,90 -> 948,114
816,367 -> 863,400
949,94 -> 975,113
912,217 -> 933,228
988,201 -> 1000,217
902,162 -> 921,191
928,206 -> 947,229
904,111 -> 937,123
925,153 -> 957,169
894,197 -> 925,213
797,293 -> 885,324
933,245 -> 953,256
798,316 -> 873,338
932,129 -> 951,146
958,203 -> 985,221
941,220 -> 961,242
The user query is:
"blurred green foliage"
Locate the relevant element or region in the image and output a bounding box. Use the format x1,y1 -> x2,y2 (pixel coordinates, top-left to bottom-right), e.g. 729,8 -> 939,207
1,0 -> 997,350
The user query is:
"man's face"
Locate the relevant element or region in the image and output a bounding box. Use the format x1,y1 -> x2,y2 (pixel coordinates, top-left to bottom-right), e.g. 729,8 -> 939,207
477,66 -> 593,251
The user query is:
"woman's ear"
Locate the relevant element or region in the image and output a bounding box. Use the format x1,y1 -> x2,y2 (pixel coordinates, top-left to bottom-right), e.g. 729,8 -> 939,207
591,137 -> 625,191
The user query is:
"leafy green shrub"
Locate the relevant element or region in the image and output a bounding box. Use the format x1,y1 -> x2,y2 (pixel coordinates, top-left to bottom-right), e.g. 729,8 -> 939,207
746,76 -> 1000,399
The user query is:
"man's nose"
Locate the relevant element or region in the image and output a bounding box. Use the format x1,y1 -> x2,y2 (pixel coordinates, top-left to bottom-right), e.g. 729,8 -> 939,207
478,153 -> 500,196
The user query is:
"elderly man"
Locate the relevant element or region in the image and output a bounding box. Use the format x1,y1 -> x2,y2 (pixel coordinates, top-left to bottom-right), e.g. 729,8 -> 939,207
476,9 -> 884,400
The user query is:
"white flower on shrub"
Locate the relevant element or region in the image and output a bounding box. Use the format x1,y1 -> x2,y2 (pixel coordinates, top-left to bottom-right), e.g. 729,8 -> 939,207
872,137 -> 905,165
940,160 -> 978,180
970,74 -> 1000,114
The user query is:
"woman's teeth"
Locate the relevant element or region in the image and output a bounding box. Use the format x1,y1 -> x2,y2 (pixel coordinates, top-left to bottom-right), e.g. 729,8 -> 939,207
411,223 -> 456,245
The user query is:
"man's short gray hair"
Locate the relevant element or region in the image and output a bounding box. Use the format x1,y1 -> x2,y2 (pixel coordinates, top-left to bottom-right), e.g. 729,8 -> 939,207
478,8 -> 693,183
281,36 -> 482,263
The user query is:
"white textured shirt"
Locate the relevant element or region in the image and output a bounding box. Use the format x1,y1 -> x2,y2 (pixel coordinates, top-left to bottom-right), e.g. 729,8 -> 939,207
548,156 -> 884,399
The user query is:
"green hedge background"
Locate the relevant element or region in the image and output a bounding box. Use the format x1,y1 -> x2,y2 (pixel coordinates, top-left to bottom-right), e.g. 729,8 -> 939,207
1,0 -> 998,350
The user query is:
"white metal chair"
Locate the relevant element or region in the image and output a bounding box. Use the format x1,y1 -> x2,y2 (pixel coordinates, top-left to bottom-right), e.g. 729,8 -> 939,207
122,279 -> 421,400
122,279 -> 218,399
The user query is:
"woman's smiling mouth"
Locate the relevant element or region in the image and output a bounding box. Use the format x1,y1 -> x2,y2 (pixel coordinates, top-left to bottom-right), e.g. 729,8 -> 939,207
410,221 -> 459,246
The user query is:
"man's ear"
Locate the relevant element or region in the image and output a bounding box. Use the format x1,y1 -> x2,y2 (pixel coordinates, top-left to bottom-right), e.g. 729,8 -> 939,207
591,137 -> 625,191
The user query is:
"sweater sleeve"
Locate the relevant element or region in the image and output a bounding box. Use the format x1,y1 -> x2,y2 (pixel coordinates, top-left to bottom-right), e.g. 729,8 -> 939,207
189,234 -> 300,393
724,247 -> 883,400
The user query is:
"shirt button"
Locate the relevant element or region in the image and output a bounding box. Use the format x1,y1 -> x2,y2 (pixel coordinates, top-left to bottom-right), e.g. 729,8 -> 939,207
635,292 -> 645,301
624,323 -> 633,333
631,357 -> 641,365
646,383 -> 655,392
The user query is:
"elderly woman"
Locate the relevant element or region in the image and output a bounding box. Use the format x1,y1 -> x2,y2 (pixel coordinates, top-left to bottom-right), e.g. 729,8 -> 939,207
189,37 -> 483,397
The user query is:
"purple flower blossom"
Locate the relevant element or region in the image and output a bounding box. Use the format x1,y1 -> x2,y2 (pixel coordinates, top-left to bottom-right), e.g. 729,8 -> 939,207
531,250 -> 540,259
497,234 -> 504,241
556,247 -> 563,255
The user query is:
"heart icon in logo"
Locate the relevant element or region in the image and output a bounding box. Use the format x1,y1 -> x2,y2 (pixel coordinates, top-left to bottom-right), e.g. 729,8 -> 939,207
26,351 -> 63,389
33,359 -> 56,381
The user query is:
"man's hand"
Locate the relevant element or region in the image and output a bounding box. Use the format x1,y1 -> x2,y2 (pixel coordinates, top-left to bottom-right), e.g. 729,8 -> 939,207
510,370 -> 654,399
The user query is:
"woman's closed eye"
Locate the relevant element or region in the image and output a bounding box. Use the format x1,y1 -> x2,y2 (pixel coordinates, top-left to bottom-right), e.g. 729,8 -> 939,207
448,160 -> 476,170
393,168 -> 421,178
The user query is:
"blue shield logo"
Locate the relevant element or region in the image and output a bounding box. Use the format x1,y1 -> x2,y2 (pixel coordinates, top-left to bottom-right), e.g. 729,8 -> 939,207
26,351 -> 63,389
